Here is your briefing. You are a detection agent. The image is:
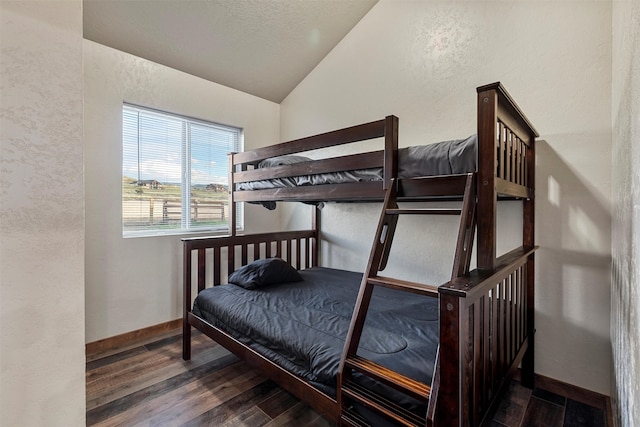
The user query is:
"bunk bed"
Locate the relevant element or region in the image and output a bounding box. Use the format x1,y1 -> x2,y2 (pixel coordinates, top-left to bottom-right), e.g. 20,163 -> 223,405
182,82 -> 539,426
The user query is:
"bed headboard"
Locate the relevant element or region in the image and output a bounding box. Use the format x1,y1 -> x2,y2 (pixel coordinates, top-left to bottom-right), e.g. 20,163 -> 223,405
476,82 -> 538,270
183,229 -> 318,292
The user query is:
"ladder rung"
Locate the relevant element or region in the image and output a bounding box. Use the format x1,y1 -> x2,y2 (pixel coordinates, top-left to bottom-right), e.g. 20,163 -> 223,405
342,382 -> 425,427
385,208 -> 462,215
345,355 -> 431,401
367,276 -> 439,297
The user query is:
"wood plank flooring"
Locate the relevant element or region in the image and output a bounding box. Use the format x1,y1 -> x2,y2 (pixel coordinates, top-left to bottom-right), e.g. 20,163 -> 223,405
493,381 -> 608,427
87,330 -> 608,426
86,331 -> 330,427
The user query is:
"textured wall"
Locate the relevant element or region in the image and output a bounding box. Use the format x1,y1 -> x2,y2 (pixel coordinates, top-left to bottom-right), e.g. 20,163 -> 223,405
281,0 -> 612,394
0,1 -> 86,426
84,41 -> 281,342
611,0 -> 640,425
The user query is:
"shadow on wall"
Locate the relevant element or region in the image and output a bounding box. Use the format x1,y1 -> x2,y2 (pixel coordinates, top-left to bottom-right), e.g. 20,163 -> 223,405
535,138 -> 611,392
319,203 -> 380,270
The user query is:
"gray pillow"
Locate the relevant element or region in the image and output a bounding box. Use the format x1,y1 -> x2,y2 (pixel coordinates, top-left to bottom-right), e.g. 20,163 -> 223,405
228,258 -> 303,290
258,155 -> 311,168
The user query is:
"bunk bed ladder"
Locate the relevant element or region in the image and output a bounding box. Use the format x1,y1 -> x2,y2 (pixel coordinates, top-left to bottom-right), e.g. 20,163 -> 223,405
339,174 -> 476,427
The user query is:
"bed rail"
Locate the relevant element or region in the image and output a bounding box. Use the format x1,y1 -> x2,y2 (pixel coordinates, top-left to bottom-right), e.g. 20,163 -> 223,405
231,115 -> 399,206
434,245 -> 536,426
232,117 -> 394,165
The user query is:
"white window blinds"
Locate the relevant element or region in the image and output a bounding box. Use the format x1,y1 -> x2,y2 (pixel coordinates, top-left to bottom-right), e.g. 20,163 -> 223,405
122,104 -> 242,237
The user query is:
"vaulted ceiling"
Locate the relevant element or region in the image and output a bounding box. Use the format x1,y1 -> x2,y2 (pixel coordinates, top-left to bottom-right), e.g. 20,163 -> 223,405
83,0 -> 378,103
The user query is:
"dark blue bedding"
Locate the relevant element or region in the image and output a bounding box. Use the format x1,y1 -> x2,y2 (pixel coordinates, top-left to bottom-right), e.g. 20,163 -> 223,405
192,267 -> 439,408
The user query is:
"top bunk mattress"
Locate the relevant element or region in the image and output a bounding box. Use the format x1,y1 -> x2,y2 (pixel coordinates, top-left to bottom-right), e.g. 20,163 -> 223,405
191,266 -> 439,408
236,134 -> 477,191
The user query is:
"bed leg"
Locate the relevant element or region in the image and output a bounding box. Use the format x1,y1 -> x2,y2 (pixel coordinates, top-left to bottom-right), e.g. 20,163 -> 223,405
521,253 -> 536,388
182,318 -> 192,361
521,344 -> 534,388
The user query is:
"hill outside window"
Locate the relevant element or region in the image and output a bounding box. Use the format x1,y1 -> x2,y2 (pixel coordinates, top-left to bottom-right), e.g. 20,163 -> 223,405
122,104 -> 242,237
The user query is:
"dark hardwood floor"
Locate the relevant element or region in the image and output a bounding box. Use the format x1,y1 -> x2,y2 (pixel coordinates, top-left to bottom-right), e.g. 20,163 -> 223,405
86,330 -> 608,426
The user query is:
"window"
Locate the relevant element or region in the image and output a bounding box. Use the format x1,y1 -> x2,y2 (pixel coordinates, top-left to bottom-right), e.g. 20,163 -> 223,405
122,104 -> 242,237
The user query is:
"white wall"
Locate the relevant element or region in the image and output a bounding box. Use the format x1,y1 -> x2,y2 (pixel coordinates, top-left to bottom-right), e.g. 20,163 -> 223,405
0,1 -> 86,426
281,0 -> 612,394
611,0 -> 640,425
84,41 -> 281,342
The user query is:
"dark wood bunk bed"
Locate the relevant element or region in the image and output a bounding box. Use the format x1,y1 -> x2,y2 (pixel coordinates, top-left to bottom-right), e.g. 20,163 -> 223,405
182,82 -> 539,427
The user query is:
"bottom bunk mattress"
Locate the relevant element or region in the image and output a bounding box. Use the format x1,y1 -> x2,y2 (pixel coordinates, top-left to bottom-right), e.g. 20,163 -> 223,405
191,266 -> 440,407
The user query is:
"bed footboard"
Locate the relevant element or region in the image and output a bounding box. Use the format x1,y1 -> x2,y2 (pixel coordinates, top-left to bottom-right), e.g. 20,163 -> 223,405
435,246 -> 536,426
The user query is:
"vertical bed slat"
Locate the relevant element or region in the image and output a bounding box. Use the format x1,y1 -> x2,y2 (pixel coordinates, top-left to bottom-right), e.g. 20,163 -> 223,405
516,138 -> 522,186
505,127 -> 510,181
295,238 -> 301,270
519,267 -> 525,347
511,136 -> 516,184
213,246 -> 221,286
472,300 -> 483,421
512,273 -> 517,358
515,268 -> 524,352
227,245 -> 235,282
502,279 -> 508,380
513,269 -> 522,352
499,123 -> 506,180
495,283 -> 501,382
505,274 -> 512,366
197,249 -> 206,292
254,242 -> 261,262
241,243 -> 248,266
462,304 -> 473,427
520,142 -> 529,187
483,292 -> 491,404
496,282 -> 502,381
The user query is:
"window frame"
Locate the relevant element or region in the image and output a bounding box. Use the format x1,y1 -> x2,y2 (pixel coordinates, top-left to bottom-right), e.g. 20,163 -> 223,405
122,103 -> 243,238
